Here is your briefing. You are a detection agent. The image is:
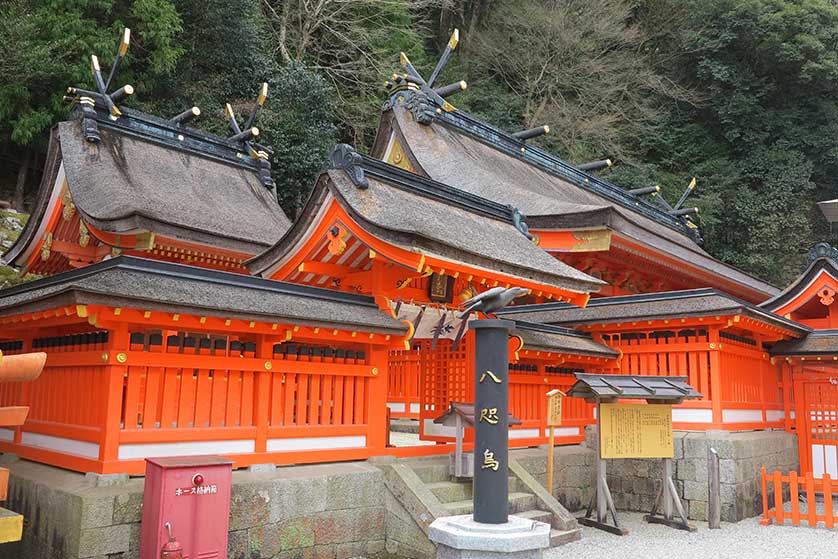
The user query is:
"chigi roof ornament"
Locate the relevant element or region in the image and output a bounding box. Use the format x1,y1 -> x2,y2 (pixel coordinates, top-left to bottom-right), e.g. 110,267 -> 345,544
224,83 -> 275,191
384,29 -> 467,124
63,28 -> 135,141
62,29 -> 278,192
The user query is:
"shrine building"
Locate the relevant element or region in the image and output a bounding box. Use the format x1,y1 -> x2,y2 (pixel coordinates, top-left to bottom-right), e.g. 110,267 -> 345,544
1,28 -> 836,557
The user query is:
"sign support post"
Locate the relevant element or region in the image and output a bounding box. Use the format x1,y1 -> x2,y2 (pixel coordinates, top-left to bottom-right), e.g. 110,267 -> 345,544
567,373 -> 703,536
545,389 -> 564,494
428,318 -> 550,558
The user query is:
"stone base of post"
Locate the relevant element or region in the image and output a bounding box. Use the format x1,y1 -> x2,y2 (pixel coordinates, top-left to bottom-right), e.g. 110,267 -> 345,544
428,515 -> 551,559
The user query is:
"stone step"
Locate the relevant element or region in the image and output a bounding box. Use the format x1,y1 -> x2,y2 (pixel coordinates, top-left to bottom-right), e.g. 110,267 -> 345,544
427,476 -> 521,503
549,528 -> 582,547
442,492 -> 537,516
515,509 -> 553,525
508,492 -> 538,514
411,463 -> 450,484
427,480 -> 471,503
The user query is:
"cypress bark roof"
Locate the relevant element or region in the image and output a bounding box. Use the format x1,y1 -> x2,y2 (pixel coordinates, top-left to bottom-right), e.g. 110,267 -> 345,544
770,330 -> 838,356
4,110 -> 291,266
59,118 -> 290,250
373,101 -> 777,299
760,248 -> 838,312
499,288 -> 807,334
248,152 -> 605,295
0,256 -> 406,334
513,321 -> 618,359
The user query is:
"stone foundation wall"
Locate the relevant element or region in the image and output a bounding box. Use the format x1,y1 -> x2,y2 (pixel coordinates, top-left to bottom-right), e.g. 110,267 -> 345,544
0,429 -> 799,558
3,458 -> 388,559
583,427 -> 799,522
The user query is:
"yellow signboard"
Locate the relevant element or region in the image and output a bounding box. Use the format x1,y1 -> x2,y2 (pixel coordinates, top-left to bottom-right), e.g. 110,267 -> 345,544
546,389 -> 564,427
599,403 -> 673,459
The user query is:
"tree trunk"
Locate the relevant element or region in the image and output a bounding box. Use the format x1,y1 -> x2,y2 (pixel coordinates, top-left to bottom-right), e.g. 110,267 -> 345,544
12,149 -> 31,211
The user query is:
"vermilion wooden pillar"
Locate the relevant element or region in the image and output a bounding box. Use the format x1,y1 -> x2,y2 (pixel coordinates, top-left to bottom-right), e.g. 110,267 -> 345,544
253,335 -> 275,455
368,345 -> 390,451
102,324 -> 130,467
708,327 -> 723,427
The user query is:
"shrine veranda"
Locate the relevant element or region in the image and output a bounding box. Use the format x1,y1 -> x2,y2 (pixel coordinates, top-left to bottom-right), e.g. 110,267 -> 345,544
1,29 -> 836,557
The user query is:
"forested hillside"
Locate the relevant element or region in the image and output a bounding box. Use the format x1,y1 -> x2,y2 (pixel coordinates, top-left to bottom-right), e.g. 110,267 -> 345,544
2,0 -> 838,285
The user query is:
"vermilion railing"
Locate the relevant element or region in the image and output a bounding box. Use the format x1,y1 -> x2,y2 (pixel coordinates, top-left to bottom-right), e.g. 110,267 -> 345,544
760,467 -> 836,529
604,326 -> 783,429
0,330 -> 389,474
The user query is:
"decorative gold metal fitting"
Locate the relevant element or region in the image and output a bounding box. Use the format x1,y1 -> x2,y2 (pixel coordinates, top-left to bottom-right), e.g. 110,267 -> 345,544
116,352 -> 128,363
40,232 -> 53,261
119,28 -> 131,55
264,361 -> 273,371
448,29 -> 460,49
372,367 -> 379,376
79,221 -> 90,247
101,352 -> 109,362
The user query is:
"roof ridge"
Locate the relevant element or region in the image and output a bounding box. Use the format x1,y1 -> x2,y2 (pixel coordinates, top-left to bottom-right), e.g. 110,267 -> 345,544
87,106 -> 266,174
359,154 -> 517,223
389,90 -> 698,242
512,319 -> 595,339
0,256 -> 382,308
499,288 -> 722,314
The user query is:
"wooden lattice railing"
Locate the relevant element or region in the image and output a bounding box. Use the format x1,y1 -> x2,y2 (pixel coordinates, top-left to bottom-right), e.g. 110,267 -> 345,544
760,467 -> 837,529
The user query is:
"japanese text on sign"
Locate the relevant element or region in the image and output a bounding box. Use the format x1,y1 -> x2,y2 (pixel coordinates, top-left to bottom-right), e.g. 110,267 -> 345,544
546,389 -> 564,427
482,448 -> 499,471
599,403 -> 673,459
175,484 -> 218,496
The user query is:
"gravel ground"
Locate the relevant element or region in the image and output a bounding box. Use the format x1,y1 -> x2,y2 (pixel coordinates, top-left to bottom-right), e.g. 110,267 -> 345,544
546,511 -> 838,559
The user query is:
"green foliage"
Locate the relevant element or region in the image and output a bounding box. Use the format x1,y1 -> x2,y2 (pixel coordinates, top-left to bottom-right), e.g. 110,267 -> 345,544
265,63 -> 338,215
0,0 -> 183,147
264,0 -> 429,146
139,0 -> 337,218
4,0 -> 838,286
630,0 -> 838,282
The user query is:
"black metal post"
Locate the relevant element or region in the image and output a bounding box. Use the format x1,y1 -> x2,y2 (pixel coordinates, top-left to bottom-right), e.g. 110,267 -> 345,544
471,319 -> 514,524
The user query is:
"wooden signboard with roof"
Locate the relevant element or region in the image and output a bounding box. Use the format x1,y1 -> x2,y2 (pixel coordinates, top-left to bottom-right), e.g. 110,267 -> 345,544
567,373 -> 702,535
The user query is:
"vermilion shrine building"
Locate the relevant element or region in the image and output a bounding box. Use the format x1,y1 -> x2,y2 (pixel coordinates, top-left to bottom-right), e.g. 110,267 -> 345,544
1,39 -> 836,493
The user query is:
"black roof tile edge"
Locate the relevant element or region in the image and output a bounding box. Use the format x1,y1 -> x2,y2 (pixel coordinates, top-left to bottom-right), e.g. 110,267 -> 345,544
512,320 -> 597,340
760,256 -> 838,311
498,287 -> 809,334
0,255 -> 383,309
390,91 -> 696,240
499,288 -> 720,313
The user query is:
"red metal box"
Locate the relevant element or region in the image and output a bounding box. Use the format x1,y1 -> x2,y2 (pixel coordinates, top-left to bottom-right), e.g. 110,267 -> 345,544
140,455 -> 233,559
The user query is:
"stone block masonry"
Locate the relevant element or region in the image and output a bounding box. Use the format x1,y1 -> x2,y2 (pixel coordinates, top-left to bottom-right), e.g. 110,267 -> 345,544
582,427 -> 799,522
0,429 -> 798,558
2,458 -> 389,559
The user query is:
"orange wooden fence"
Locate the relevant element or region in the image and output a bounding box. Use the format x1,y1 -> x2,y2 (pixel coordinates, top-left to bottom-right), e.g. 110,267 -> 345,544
0,328 -> 390,474
603,326 -> 783,429
387,346 -> 421,419
412,336 -> 597,446
760,467 -> 837,528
